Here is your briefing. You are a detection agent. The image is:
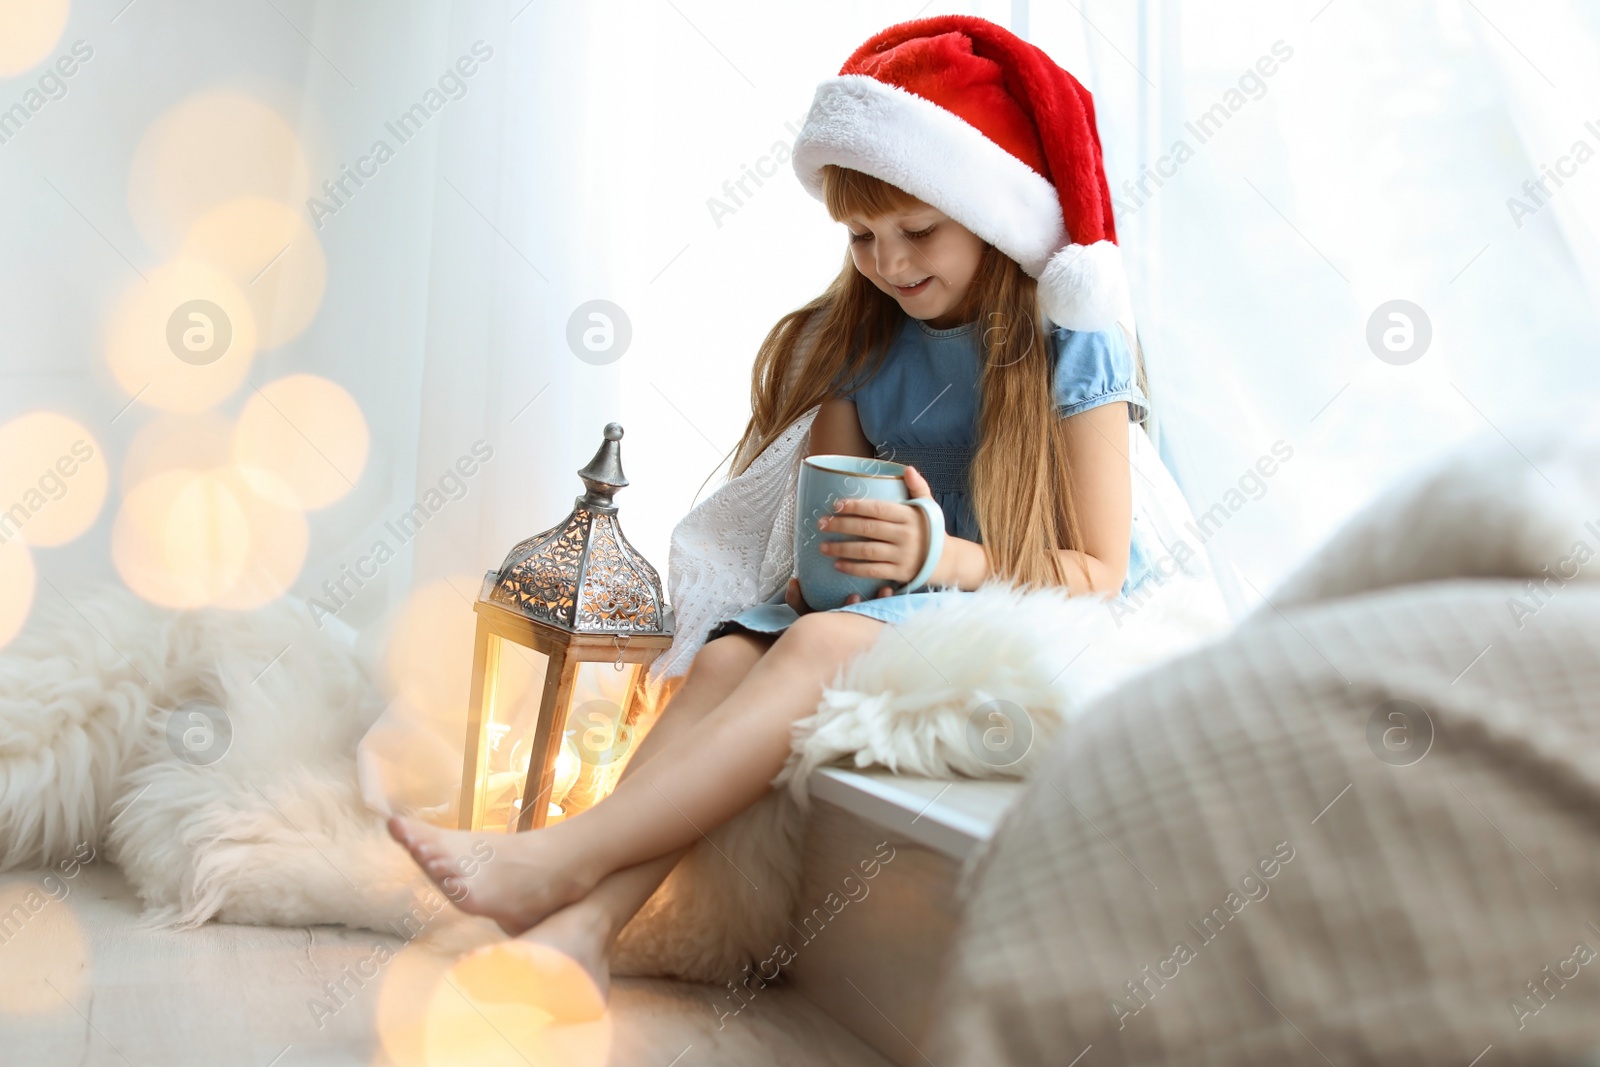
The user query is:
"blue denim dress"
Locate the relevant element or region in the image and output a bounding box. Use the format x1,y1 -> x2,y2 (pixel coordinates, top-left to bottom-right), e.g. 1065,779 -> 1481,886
706,315 -> 1158,643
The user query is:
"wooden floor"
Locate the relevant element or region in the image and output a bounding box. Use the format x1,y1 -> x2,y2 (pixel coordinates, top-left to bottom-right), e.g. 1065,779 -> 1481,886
0,864 -> 893,1067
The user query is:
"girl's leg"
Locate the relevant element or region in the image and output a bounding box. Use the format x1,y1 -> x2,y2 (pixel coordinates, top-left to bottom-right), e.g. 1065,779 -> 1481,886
390,609 -> 885,935
511,631 -> 775,993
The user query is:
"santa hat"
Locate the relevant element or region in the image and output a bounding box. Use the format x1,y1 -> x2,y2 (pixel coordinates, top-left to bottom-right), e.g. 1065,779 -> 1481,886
791,15 -> 1130,333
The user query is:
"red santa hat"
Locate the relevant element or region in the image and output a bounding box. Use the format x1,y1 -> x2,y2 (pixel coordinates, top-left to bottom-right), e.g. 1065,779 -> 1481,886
792,15 -> 1130,333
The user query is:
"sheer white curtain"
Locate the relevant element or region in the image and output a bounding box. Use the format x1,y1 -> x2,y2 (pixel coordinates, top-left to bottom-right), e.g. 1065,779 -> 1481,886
1050,0 -> 1600,613
4,0 -> 1595,658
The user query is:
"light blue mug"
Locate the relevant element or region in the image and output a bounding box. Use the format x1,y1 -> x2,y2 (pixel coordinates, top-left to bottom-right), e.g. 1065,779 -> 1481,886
794,454 -> 946,611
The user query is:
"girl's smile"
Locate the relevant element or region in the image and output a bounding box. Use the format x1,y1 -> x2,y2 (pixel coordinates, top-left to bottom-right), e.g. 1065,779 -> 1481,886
844,204 -> 988,329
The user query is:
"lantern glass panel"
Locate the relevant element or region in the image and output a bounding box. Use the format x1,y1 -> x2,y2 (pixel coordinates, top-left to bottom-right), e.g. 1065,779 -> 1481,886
476,634 -> 550,833
556,659 -> 645,820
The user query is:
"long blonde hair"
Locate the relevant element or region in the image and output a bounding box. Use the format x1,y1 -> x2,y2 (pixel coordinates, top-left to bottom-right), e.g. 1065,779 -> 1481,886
731,165 -> 1137,591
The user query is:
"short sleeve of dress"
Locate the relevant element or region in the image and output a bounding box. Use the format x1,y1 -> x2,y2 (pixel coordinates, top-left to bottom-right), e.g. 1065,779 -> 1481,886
827,365 -> 861,401
1051,324 -> 1149,422
827,352 -> 882,402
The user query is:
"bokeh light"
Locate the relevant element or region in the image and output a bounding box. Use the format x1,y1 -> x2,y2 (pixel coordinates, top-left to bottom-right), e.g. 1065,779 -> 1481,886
0,411 -> 109,547
112,469 -> 250,608
379,936 -> 606,1067
0,536 -> 35,651
0,877 -> 89,1014
120,412 -> 234,495
381,578 -> 534,729
127,91 -> 311,255
422,941 -> 610,1067
207,464 -> 309,610
233,374 -> 367,509
181,197 -> 327,350
0,0 -> 71,78
104,259 -> 259,414
121,416 -> 309,610
374,940 -> 455,1067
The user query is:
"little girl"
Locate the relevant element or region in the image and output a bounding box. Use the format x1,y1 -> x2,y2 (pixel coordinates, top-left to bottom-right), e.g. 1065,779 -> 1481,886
390,14 -> 1183,1005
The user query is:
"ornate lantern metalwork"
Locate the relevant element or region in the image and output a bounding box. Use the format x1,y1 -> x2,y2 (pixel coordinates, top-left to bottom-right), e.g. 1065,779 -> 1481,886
458,423 -> 674,832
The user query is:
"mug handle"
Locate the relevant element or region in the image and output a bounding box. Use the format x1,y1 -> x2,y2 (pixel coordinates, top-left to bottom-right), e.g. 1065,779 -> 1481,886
893,497 -> 946,595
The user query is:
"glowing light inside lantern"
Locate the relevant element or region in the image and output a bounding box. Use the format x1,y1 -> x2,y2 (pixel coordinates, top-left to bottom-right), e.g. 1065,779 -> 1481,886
509,733 -> 582,824
552,736 -> 581,805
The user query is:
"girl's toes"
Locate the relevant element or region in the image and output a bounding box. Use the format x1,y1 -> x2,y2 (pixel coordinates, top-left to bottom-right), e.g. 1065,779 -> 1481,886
390,815 -> 429,853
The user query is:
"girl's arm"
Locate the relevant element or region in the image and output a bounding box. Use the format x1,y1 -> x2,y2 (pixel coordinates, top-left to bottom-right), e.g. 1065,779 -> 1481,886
941,401 -> 1132,596
807,396 -> 874,458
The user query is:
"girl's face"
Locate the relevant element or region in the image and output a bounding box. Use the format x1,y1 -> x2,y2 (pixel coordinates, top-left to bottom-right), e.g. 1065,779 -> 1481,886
844,203 -> 987,328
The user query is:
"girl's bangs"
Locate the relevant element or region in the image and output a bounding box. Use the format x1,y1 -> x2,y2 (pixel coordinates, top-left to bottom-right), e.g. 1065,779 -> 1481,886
821,164 -> 922,221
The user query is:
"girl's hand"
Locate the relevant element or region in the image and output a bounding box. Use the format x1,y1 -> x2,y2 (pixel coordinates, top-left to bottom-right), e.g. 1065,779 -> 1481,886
785,574 -> 895,613
785,576 -> 816,614
814,465 -> 948,595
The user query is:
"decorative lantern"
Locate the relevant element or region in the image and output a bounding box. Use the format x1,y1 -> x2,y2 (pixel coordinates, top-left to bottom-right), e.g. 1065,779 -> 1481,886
458,423 -> 674,832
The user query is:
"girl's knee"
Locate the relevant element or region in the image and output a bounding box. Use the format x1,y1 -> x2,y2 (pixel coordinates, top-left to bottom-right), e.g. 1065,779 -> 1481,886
776,610 -> 880,660
688,632 -> 767,684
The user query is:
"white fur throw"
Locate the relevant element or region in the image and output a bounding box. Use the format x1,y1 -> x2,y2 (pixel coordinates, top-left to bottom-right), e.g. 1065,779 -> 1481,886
0,588 -> 436,933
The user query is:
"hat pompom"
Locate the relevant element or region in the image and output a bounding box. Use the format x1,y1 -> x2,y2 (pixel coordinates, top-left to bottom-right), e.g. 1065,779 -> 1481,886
1038,240 -> 1129,333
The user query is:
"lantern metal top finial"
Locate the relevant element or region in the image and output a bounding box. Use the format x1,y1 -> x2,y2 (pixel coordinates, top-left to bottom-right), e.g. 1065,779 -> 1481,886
482,422 -> 672,636
575,422 -> 628,511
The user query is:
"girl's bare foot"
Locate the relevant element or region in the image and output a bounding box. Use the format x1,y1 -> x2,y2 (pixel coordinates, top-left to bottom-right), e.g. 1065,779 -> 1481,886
387,815 -> 595,936
516,899 -> 613,1004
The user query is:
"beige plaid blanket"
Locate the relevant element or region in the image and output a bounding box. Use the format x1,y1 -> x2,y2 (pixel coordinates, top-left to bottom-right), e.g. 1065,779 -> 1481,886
928,578 -> 1600,1065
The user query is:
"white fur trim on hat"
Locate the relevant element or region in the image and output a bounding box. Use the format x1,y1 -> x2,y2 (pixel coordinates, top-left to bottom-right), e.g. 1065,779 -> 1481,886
793,74 -> 1065,274
1039,240 -> 1130,332
793,74 -> 1128,332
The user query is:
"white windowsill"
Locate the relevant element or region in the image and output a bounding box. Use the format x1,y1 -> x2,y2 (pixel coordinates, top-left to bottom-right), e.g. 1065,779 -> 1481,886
807,767 -> 1025,861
